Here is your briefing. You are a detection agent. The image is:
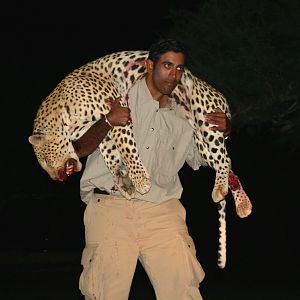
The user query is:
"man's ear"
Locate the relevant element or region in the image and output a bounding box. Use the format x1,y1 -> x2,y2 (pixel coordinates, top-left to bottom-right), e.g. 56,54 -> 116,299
146,59 -> 153,72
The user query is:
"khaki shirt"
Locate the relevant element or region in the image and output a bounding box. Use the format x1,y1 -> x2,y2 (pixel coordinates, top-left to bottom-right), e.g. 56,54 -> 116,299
80,77 -> 203,204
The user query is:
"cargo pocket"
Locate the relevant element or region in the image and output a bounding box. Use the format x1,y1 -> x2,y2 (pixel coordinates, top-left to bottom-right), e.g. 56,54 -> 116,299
178,232 -> 205,294
79,244 -> 102,300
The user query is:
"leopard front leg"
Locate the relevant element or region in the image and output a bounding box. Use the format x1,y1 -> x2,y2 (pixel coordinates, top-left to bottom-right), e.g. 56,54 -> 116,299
99,136 -> 136,199
110,125 -> 151,195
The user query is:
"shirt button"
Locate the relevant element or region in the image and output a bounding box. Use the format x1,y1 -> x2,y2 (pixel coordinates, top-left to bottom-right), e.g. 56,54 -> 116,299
151,127 -> 154,131
146,146 -> 149,149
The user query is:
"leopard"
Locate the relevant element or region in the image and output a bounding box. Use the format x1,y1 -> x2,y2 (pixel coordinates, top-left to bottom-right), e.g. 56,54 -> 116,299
28,50 -> 252,268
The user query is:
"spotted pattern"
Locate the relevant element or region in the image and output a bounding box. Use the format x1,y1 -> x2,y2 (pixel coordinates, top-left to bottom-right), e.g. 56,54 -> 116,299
28,50 -> 252,268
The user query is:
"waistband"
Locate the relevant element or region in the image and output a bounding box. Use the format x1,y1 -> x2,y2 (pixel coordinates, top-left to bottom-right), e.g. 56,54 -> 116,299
94,188 -> 110,195
93,188 -> 126,201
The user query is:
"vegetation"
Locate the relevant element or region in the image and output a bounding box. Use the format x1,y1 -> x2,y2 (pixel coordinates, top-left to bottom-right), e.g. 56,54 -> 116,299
161,0 -> 300,152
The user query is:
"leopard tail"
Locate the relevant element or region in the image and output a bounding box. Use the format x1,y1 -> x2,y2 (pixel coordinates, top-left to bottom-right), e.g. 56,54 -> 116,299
217,199 -> 226,268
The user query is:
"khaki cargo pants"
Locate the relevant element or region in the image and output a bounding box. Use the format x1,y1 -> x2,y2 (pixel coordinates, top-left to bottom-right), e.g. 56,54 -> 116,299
79,194 -> 205,300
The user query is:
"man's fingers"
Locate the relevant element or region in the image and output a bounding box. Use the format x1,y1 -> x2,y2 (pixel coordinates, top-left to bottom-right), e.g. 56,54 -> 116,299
204,108 -> 226,122
110,97 -> 120,104
213,107 -> 222,113
105,96 -> 121,106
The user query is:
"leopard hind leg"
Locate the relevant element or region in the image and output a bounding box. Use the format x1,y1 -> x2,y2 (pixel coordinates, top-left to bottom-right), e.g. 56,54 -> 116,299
212,160 -> 231,202
193,131 -> 230,202
228,171 -> 252,218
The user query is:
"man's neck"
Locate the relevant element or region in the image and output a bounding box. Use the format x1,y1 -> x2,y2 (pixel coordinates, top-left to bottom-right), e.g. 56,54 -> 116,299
157,94 -> 172,108
145,76 -> 171,108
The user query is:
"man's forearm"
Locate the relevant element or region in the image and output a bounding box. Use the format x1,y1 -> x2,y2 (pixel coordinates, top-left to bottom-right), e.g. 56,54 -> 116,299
73,117 -> 112,158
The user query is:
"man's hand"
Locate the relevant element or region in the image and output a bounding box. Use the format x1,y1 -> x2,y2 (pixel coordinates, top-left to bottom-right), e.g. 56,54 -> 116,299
204,108 -> 231,137
73,97 -> 132,158
106,97 -> 132,126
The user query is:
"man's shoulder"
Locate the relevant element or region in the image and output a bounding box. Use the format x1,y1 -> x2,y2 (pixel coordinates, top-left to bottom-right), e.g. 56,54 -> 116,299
132,75 -> 146,89
128,75 -> 148,99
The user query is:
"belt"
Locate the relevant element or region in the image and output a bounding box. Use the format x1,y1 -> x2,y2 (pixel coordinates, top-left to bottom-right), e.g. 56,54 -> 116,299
94,188 -> 110,195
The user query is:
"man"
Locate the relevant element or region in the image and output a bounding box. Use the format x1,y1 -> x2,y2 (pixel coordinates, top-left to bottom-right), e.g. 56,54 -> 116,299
73,38 -> 230,300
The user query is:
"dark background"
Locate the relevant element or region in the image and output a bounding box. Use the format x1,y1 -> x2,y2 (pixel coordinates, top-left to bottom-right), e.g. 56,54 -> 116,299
1,1 -> 299,299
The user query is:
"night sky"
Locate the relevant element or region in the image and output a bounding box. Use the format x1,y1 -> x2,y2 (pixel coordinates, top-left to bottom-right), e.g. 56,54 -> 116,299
1,2 -> 299,299
3,2 -> 178,194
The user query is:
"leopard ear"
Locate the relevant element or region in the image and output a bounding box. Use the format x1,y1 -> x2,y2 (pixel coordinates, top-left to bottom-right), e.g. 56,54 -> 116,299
28,134 -> 46,146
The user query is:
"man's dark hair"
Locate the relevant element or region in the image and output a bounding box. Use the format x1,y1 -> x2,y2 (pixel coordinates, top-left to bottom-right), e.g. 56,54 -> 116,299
148,38 -> 187,63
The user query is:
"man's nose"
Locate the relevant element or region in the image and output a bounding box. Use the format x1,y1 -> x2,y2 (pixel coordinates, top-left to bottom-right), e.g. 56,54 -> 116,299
169,68 -> 177,78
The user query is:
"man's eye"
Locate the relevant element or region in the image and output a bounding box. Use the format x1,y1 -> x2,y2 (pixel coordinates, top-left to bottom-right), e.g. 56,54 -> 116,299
176,66 -> 184,72
164,62 -> 172,69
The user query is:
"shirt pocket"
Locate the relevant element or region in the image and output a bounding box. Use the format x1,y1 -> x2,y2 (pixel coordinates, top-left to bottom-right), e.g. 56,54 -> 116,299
154,135 -> 178,187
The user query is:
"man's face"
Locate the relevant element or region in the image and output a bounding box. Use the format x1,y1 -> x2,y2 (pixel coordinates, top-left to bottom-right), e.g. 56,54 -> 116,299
148,51 -> 185,96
